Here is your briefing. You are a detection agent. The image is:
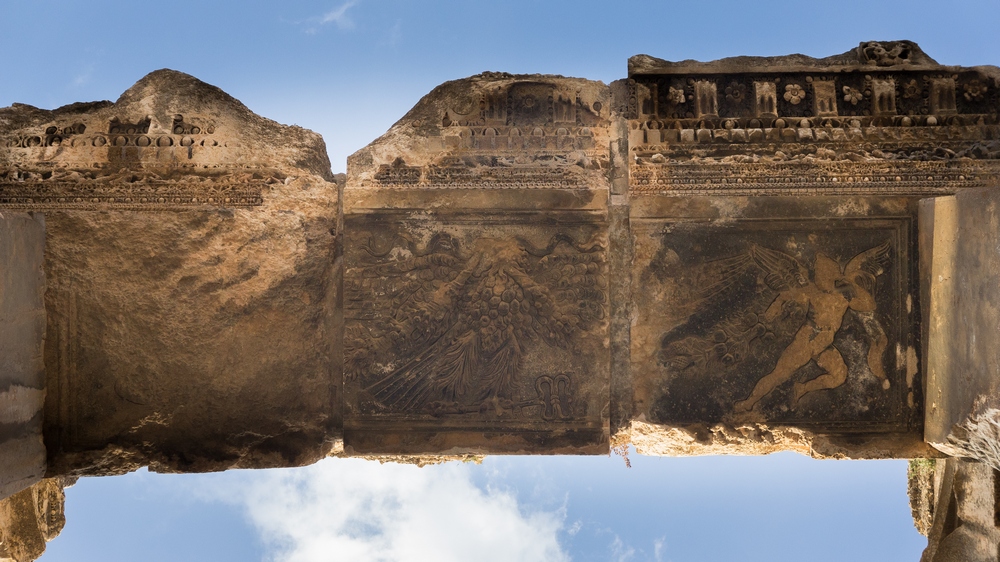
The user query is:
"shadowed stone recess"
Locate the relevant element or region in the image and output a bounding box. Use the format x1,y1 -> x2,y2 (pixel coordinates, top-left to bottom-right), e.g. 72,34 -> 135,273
0,214 -> 45,500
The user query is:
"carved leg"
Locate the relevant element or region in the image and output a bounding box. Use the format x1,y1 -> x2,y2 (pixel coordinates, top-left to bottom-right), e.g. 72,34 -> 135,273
864,318 -> 890,389
792,347 -> 848,406
734,328 -> 814,413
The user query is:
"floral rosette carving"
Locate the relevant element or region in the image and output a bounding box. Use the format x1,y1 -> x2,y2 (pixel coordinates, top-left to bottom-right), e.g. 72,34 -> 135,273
964,79 -> 988,102
784,84 -> 806,105
843,86 -> 864,105
725,82 -> 747,104
667,86 -> 686,105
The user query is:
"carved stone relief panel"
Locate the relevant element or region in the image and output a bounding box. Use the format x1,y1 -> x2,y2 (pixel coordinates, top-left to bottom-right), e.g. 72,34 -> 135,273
343,214 -> 609,454
0,478 -> 69,562
629,198 -> 923,458
343,72 -> 611,456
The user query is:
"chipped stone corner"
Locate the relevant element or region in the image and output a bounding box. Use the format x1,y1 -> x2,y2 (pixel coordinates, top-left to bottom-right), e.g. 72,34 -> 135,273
930,408 -> 1000,472
628,419 -> 812,457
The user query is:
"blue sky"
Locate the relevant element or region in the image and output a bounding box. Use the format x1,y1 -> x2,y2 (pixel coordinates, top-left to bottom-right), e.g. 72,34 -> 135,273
5,0 -> 998,559
42,453 -> 921,562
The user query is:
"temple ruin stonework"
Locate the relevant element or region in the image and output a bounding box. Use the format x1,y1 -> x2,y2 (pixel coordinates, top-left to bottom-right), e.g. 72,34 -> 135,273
0,41 -> 998,560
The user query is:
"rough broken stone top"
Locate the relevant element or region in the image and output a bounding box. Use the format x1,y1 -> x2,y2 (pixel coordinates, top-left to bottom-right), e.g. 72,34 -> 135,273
629,41 -> 941,75
346,73 -> 611,192
0,69 -> 333,209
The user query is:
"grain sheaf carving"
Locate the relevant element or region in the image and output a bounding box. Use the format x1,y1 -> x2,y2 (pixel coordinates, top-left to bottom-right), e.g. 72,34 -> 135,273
347,232 -> 606,419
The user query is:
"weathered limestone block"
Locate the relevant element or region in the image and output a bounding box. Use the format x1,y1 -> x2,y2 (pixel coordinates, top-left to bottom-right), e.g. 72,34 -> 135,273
0,214 -> 45,499
1,70 -> 342,474
0,478 -> 68,562
620,41 -> 1000,458
913,459 -> 1000,562
344,73 -> 612,454
921,188 -> 1000,470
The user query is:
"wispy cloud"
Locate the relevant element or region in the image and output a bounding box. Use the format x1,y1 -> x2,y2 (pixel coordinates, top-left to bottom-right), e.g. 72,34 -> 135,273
208,458 -> 569,562
72,62 -> 96,88
610,535 -> 636,562
319,1 -> 358,29
297,1 -> 359,34
380,19 -> 402,46
653,536 -> 667,562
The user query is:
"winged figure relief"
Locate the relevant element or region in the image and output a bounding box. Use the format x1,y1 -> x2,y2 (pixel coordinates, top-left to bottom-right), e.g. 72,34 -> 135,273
661,241 -> 892,414
346,231 -> 606,416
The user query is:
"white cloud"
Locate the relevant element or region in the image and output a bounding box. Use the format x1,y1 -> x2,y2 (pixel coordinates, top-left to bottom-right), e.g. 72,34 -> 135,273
609,535 -> 636,562
319,1 -> 358,29
219,458 -> 569,562
653,536 -> 667,562
380,19 -> 401,46
72,62 -> 95,87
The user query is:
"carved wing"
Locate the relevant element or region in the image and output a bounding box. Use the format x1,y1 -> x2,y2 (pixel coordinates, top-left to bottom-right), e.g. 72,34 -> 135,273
695,252 -> 754,300
659,243 -> 804,376
748,243 -> 808,291
844,241 -> 892,294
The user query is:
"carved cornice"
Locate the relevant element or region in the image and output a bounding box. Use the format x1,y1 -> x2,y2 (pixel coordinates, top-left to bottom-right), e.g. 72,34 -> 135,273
347,74 -> 611,194
625,42 -> 1000,196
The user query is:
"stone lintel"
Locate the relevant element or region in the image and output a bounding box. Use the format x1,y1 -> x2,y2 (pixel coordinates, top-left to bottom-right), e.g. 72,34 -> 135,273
7,41 -> 1000,472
